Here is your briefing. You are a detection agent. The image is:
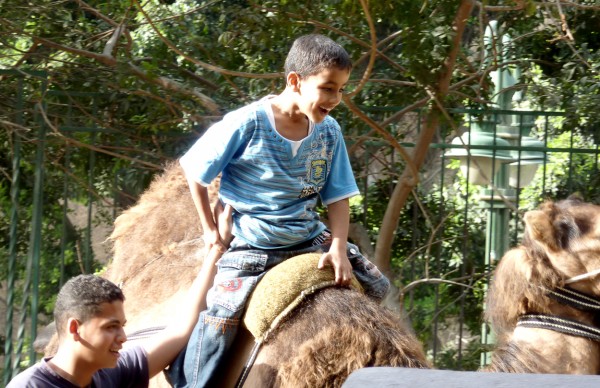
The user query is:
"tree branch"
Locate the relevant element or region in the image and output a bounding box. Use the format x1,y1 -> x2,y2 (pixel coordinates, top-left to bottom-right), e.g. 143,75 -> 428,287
37,103 -> 163,170
346,0 -> 377,98
132,0 -> 281,80
475,0 -> 600,12
126,63 -> 220,114
374,0 -> 475,276
250,4 -> 407,73
73,0 -> 134,51
24,34 -> 221,114
32,36 -> 117,66
402,278 -> 475,295
342,95 -> 418,180
103,23 -> 126,57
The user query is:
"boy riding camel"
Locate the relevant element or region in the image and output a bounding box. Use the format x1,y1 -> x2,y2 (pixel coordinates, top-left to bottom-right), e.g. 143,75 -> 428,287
168,34 -> 390,387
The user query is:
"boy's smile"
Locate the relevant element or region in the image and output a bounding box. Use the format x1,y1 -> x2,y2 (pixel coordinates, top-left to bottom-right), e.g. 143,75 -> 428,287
296,67 -> 350,123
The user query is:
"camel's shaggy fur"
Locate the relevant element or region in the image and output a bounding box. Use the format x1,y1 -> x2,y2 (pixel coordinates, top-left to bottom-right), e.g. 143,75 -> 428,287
43,162 -> 428,387
258,288 -> 429,387
485,196 -> 600,374
104,162 -> 215,332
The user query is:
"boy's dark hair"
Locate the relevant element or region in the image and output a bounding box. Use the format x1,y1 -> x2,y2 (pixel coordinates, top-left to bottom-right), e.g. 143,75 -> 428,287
284,34 -> 352,78
54,274 -> 124,336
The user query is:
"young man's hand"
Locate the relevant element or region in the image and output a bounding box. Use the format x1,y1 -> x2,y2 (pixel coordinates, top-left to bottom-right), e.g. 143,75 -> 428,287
203,228 -> 224,252
318,248 -> 352,286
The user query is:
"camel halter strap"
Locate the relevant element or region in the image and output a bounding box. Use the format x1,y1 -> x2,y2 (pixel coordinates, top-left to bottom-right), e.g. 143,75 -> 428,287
517,314 -> 600,341
545,286 -> 600,312
565,268 -> 600,284
519,286 -> 600,341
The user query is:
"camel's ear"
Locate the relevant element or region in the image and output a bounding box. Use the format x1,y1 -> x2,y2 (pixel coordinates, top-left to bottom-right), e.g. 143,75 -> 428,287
523,209 -> 558,251
566,192 -> 584,202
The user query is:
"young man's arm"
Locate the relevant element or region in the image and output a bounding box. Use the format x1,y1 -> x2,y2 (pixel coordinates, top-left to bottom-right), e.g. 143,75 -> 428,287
143,203 -> 232,378
318,198 -> 353,286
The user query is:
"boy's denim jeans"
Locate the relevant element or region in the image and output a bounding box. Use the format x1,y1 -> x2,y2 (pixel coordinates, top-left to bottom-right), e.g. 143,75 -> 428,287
165,232 -> 390,388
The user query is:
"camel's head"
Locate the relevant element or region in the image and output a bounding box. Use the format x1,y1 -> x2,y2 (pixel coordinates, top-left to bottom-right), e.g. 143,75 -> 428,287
523,195 -> 600,294
485,195 -> 600,334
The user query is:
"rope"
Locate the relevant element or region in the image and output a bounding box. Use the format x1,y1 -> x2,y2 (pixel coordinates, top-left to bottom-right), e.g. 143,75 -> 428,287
565,268 -> 600,284
235,341 -> 262,388
126,326 -> 166,341
517,314 -> 600,341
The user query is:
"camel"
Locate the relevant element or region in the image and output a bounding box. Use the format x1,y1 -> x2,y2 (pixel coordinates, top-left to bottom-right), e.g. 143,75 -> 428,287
68,161 -> 428,387
484,196 -> 600,374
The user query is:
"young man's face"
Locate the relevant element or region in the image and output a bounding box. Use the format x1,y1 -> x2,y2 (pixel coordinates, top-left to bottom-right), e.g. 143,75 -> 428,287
76,300 -> 127,370
297,67 -> 350,123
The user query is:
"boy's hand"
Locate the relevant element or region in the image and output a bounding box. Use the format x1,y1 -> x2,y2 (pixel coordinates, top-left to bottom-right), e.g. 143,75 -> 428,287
203,229 -> 224,253
318,249 -> 352,286
203,202 -> 233,254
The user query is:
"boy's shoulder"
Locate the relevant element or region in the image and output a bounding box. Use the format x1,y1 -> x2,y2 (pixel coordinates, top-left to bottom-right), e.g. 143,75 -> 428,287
321,115 -> 341,127
315,115 -> 343,134
222,99 -> 267,123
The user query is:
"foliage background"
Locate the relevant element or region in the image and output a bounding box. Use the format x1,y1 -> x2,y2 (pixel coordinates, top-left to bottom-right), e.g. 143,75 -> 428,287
2,0 -> 600,371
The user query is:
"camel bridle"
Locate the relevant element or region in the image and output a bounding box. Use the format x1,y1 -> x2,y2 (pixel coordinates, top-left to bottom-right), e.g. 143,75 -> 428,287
565,268 -> 600,284
517,286 -> 600,341
517,314 -> 600,341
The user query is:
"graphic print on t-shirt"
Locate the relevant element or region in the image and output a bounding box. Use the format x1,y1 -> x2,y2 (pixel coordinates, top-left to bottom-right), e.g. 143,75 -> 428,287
298,133 -> 333,199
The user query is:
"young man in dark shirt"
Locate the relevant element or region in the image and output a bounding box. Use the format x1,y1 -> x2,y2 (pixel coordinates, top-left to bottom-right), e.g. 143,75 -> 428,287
8,205 -> 232,388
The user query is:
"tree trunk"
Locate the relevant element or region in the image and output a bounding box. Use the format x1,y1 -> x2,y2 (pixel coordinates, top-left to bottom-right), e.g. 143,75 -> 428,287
374,0 -> 475,280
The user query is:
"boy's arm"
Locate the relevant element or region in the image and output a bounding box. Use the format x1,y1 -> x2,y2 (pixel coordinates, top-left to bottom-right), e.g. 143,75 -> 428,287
318,198 -> 353,286
187,175 -> 225,251
143,203 -> 232,378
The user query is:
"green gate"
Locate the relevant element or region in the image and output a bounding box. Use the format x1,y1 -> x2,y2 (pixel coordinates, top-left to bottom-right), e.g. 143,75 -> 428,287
1,70 -> 194,383
348,106 -> 599,369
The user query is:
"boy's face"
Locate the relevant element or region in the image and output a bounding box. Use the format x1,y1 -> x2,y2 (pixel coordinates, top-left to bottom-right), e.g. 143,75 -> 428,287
75,300 -> 127,370
296,67 -> 350,123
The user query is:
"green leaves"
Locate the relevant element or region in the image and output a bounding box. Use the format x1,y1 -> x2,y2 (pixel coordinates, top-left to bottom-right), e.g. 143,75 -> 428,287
2,0 -> 600,370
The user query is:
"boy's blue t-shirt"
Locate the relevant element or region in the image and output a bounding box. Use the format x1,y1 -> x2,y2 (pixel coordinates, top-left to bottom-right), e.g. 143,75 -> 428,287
180,99 -> 359,249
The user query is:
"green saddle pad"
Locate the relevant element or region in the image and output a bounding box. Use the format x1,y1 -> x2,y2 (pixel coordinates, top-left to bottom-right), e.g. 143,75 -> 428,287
243,252 -> 363,342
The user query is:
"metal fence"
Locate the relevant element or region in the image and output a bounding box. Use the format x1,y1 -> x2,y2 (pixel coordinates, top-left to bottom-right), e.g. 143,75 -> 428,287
2,71 -> 599,381
348,107 -> 600,369
1,70 -> 195,383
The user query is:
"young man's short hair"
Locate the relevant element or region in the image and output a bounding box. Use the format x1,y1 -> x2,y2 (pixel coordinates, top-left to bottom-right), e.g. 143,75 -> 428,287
284,34 -> 352,78
54,274 -> 124,336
